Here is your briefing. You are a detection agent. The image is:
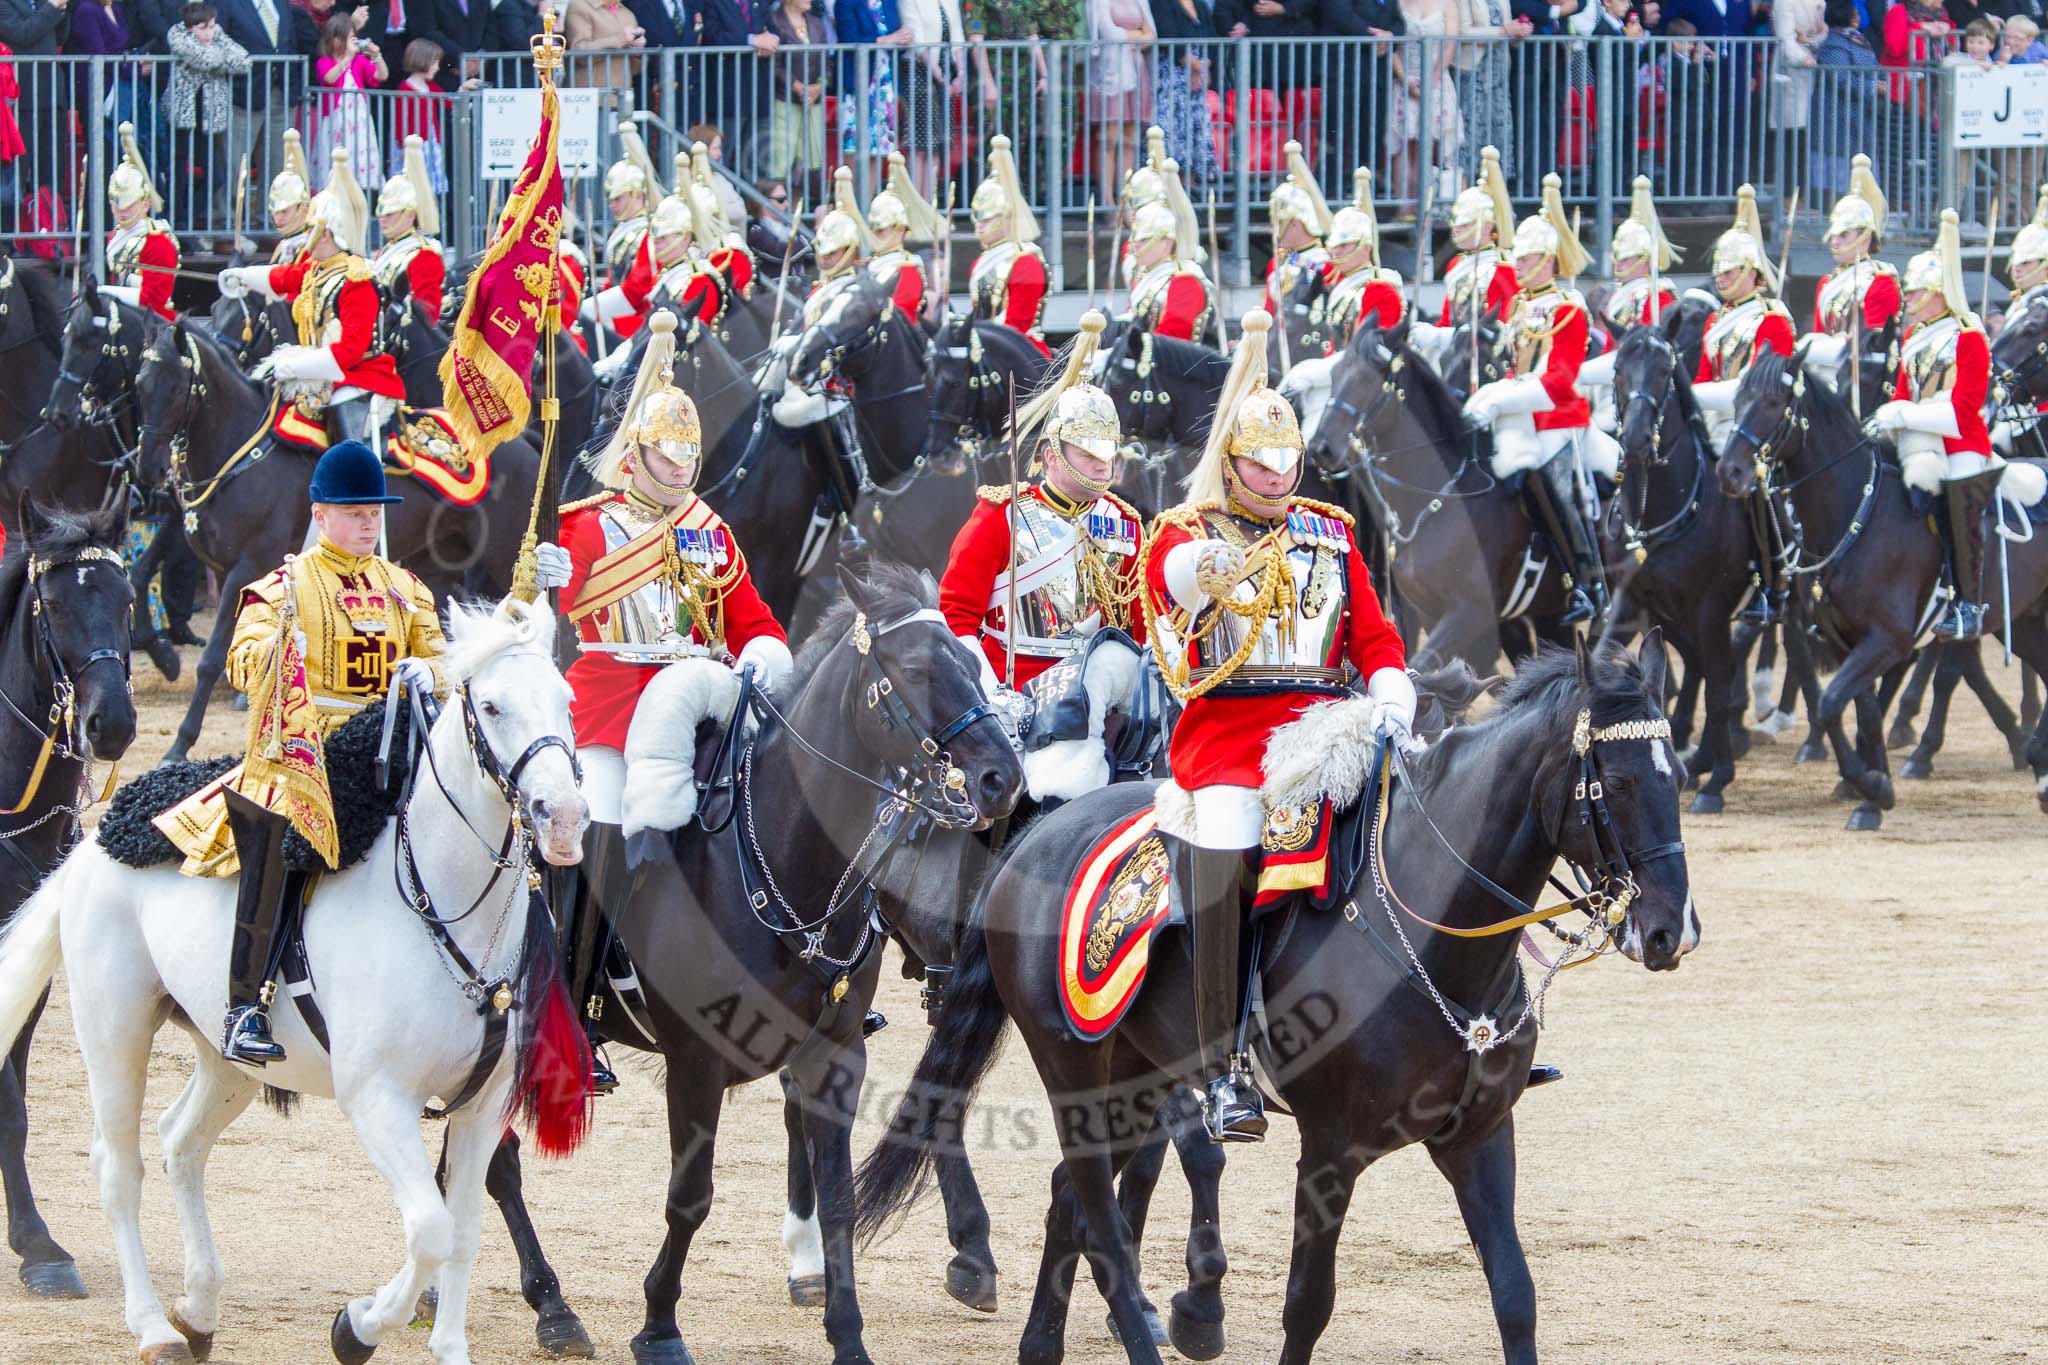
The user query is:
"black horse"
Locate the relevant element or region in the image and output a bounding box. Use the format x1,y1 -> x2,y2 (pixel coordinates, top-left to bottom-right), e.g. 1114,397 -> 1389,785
1719,346 -> 2048,827
590,563 -> 1022,1363
0,256 -> 67,448
0,496 -> 137,1298
1607,324 -> 1767,813
129,318 -> 542,762
858,637 -> 1698,1365
1313,319 -> 1575,673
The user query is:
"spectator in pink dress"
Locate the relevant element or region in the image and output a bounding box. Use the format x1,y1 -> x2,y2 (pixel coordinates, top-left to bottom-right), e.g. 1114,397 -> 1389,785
313,9 -> 385,182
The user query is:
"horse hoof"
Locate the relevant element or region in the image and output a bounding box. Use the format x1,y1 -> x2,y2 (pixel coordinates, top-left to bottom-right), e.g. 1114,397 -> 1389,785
1794,740 -> 1827,764
628,1331 -> 697,1365
1103,1306 -> 1167,1347
787,1274 -> 827,1308
1687,790 -> 1724,816
161,744 -> 190,766
1167,1304 -> 1227,1362
138,1343 -> 197,1365
1859,772 -> 1896,810
945,1252 -> 998,1313
168,1307 -> 214,1362
536,1308 -> 595,1359
1730,728 -> 1753,761
1846,804 -> 1883,832
229,692 -> 249,712
409,1286 -> 437,1328
330,1305 -> 375,1365
1900,755 -> 1932,780
1887,721 -> 1917,750
19,1258 -> 86,1299
1830,779 -> 1857,801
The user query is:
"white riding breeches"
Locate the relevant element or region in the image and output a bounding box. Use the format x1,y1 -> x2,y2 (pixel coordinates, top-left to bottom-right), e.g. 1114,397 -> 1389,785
1189,784 -> 1265,851
1899,437 -> 2004,494
580,744 -> 626,825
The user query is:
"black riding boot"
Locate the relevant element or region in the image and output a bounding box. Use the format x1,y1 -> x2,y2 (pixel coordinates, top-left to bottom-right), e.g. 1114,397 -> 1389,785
1933,469 -> 2002,642
1524,463 -> 1601,625
559,822 -> 627,1094
220,789 -> 291,1066
1168,835 -> 1265,1144
1736,489 -> 1783,628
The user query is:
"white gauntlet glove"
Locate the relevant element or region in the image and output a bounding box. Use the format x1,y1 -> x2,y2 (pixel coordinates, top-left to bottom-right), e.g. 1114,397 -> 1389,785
1866,400 -> 1909,434
1192,540 -> 1247,599
393,657 -> 436,694
533,540 -> 573,590
1366,666 -> 1421,754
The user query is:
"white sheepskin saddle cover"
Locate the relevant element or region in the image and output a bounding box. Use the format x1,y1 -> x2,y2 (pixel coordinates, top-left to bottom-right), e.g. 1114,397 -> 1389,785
1151,693 -> 1382,839
620,657 -> 741,842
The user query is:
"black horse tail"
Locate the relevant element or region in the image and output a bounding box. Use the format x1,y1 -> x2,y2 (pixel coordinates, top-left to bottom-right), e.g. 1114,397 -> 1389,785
852,911 -> 1009,1245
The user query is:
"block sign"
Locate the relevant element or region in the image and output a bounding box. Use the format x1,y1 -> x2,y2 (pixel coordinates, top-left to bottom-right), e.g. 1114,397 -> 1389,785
1951,65 -> 2048,148
478,87 -> 602,176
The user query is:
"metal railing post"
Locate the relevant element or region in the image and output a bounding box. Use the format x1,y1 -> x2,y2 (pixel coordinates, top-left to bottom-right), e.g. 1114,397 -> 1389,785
855,44 -> 873,207
1045,46 -> 1067,293
1595,37 -> 1614,277
1233,38 -> 1251,290
1939,66 -> 1959,222
453,90 -> 476,257
89,59 -> 108,279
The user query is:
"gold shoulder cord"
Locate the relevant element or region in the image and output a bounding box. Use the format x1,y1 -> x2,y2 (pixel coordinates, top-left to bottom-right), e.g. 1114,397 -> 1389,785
663,522 -> 747,647
1147,510 -> 1297,703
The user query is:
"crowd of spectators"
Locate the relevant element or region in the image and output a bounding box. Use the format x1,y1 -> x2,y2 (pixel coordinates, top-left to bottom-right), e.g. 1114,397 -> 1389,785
0,0 -> 2033,251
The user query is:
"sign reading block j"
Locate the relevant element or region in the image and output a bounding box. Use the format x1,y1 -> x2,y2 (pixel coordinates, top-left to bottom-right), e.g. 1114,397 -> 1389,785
1952,65 -> 2048,149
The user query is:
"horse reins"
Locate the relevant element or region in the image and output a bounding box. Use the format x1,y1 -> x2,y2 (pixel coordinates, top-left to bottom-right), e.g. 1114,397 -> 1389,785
0,544 -> 130,817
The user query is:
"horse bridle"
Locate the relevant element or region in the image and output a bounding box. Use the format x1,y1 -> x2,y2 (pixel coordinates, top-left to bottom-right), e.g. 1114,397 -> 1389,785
0,544 -> 131,815
53,300 -> 142,439
1730,364 -> 1884,578
1612,333 -> 1709,556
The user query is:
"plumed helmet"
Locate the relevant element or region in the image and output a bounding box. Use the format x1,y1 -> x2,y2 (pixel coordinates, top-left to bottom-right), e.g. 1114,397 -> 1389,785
590,314 -> 698,489
871,152 -> 943,243
2010,183 -> 2048,276
1611,174 -> 1678,271
816,209 -> 865,266
1710,185 -> 1777,293
605,121 -> 665,202
376,135 -> 440,235
830,165 -> 876,252
1227,387 -> 1304,474
868,190 -> 908,233
1008,311 -> 1121,487
1903,209 -> 1975,325
1450,146 -> 1513,239
1123,126 -> 1171,214
108,122 -> 160,213
1269,141 -> 1333,239
1047,383 -> 1121,463
1510,174 -> 1589,278
1827,153 -> 1887,243
269,129 -> 312,214
309,439 -> 403,505
1130,200 -> 1178,246
971,134 -> 1039,243
1187,311 -> 1296,508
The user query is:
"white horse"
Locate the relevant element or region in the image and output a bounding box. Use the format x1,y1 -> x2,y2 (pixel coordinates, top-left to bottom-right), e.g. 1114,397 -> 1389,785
0,594 -> 590,1365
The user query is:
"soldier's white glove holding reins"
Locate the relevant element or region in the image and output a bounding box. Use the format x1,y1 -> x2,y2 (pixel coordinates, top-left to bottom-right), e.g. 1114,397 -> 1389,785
392,656 -> 435,695
269,344 -> 344,384
1365,666 -> 1422,755
532,540 -> 573,591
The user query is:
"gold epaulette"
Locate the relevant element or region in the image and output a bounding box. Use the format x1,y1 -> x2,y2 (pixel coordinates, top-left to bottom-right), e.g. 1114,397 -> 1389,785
1101,490 -> 1143,523
242,566 -> 289,605
559,490 -> 617,515
976,483 -> 1021,506
1290,496 -> 1356,527
1150,500 -> 1221,538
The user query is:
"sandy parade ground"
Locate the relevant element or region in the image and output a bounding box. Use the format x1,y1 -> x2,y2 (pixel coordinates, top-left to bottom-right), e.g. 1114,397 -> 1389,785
0,633 -> 2040,1365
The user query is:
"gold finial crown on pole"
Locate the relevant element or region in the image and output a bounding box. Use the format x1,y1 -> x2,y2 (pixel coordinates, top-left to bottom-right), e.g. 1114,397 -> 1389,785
531,11 -> 566,82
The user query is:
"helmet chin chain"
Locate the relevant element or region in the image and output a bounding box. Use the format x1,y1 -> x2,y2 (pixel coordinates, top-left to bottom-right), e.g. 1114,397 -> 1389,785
1223,455 -> 1300,521
1048,442 -> 1114,499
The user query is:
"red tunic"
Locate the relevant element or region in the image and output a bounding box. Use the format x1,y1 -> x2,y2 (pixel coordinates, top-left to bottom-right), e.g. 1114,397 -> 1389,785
1150,273 -> 1210,342
1146,509 -> 1405,789
888,261 -> 924,319
267,259 -> 404,399
1438,253 -> 1519,326
406,247 -> 446,325
1693,305 -> 1796,384
973,246 -> 1049,355
619,237 -> 725,328
708,243 -> 752,299
937,485 -> 1146,686
1513,291 -> 1592,433
118,228 -> 178,321
1812,268 -> 1902,333
556,493 -> 786,751
1895,321 -> 1991,457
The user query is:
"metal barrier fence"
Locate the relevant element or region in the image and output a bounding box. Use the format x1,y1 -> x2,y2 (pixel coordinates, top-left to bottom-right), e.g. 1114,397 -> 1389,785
0,37 -> 1983,284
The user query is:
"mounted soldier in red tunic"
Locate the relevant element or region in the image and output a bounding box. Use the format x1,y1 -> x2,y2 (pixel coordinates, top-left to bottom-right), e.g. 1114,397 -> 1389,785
586,186 -> 731,357
1411,144 -> 1517,376
1318,169 -> 1405,352
1690,185 -> 1797,446
370,134 -> 448,325
866,152 -> 941,321
1124,166 -> 1213,344
598,122 -> 661,338
1809,156 -> 1900,367
268,129 -> 315,264
532,314 -> 793,1086
1145,309 -> 1410,1141
968,134 -> 1050,357
102,122 -> 178,323
1261,141 -> 1332,336
938,312 -> 1149,801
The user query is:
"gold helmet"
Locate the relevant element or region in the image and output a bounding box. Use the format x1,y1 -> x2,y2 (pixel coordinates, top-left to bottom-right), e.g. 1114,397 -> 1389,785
590,313 -> 702,489
1123,126 -> 1171,215
1827,153 -> 1887,244
1010,310 -> 1122,491
1450,145 -> 1513,239
268,128 -> 311,215
1611,175 -> 1678,271
376,134 -> 440,235
307,145 -> 368,254
1903,209 -> 1975,326
1130,200 -> 1178,247
649,187 -> 714,261
816,210 -> 866,270
108,122 -> 160,213
829,165 -> 877,253
1269,140 -> 1333,240
971,134 -> 1039,243
1327,168 -> 1379,258
605,121 -> 665,203
1510,173 -> 1590,278
2010,183 -> 2048,278
1187,310 -> 1299,508
1710,184 -> 1777,293
869,152 -> 943,242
